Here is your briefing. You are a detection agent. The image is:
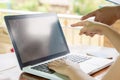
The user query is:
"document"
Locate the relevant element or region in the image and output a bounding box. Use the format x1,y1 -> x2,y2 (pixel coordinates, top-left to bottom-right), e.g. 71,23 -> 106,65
0,53 -> 17,72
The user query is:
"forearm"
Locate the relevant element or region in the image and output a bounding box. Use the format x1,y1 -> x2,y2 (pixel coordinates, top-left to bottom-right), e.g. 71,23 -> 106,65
68,69 -> 96,80
115,6 -> 120,19
102,56 -> 120,80
102,26 -> 120,53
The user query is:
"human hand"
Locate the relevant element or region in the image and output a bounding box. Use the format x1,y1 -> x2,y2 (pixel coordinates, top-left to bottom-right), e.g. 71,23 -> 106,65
81,6 -> 120,25
71,20 -> 109,37
48,59 -> 80,76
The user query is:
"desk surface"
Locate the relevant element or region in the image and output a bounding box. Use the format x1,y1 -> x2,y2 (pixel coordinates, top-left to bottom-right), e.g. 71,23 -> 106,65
19,66 -> 110,80
0,45 -> 119,80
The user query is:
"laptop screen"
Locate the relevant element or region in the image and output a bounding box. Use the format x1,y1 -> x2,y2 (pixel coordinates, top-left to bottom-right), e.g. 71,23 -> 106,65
5,13 -> 69,68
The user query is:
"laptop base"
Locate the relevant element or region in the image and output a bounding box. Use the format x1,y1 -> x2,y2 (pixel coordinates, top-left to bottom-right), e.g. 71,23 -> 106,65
23,67 -> 69,80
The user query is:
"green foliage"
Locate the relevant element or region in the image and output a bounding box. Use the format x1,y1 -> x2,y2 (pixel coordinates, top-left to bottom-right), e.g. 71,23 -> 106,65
10,0 -> 112,14
0,3 -> 9,9
11,0 -> 48,12
11,0 -> 37,11
72,0 -> 109,15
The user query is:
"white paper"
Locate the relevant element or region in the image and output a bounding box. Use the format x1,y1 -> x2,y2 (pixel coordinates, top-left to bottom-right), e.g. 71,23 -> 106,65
85,47 -> 119,60
0,53 -> 17,72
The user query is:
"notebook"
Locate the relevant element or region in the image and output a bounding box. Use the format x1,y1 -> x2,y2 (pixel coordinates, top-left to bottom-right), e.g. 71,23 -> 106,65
4,13 -> 113,80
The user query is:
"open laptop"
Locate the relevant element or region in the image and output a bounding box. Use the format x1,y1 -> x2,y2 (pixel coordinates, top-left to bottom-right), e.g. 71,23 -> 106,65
4,13 -> 113,80
106,0 -> 120,5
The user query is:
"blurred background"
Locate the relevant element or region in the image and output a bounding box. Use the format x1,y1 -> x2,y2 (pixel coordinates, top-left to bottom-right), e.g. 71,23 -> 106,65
0,0 -> 118,53
0,0 -> 114,14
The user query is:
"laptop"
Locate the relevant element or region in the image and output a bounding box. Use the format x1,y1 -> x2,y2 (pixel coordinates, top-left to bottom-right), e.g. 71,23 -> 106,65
106,0 -> 120,5
4,13 -> 113,80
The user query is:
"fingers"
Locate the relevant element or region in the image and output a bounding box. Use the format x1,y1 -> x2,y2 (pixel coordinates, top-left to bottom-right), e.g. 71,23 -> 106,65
71,20 -> 91,28
79,27 -> 87,35
48,62 -> 57,70
81,10 -> 96,20
89,33 -> 96,37
48,61 -> 58,70
71,20 -> 90,27
79,31 -> 96,37
71,21 -> 85,27
48,59 -> 65,69
79,27 -> 96,37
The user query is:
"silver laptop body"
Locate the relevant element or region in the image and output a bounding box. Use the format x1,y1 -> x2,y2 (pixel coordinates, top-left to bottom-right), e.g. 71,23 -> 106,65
4,13 -> 113,80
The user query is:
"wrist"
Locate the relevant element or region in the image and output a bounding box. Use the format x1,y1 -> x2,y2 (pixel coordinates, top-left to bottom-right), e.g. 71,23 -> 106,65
67,69 -> 81,79
66,67 -> 84,78
101,25 -> 112,36
94,22 -> 109,34
115,6 -> 120,19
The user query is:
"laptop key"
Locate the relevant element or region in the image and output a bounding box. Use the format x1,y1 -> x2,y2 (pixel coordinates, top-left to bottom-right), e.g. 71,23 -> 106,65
31,55 -> 91,74
31,63 -> 55,74
66,55 -> 91,63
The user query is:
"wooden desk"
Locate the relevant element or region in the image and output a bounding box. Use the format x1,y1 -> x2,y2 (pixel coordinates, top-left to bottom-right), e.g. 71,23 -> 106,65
19,66 -> 110,80
1,46 -> 117,80
19,72 -> 48,80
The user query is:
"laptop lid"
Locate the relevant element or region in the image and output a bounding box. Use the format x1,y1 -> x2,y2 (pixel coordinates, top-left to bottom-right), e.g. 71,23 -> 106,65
106,0 -> 120,5
4,13 -> 70,69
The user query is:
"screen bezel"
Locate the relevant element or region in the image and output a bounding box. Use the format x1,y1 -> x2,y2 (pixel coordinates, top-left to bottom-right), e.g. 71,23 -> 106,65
4,13 -> 70,69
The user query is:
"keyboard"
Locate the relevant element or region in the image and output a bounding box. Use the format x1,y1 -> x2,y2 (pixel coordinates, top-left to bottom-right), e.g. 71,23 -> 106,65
31,54 -> 91,74
31,63 -> 55,74
65,54 -> 91,63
